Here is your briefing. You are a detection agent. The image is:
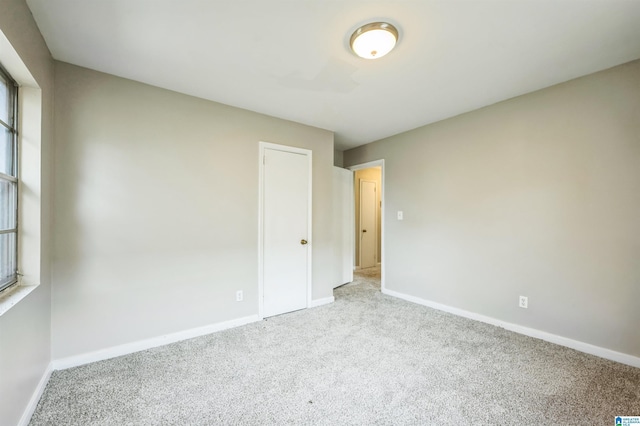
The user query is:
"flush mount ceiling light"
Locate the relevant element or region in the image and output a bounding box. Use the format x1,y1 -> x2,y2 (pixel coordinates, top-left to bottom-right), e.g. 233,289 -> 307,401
350,22 -> 399,59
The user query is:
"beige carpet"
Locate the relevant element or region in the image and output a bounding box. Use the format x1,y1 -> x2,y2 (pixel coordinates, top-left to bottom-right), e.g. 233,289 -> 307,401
31,270 -> 640,425
354,265 -> 381,285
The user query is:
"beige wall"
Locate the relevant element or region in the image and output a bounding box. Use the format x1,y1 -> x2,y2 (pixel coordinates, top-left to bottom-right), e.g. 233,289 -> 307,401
0,1 -> 54,425
334,150 -> 344,167
344,60 -> 640,358
354,167 -> 382,267
52,62 -> 335,359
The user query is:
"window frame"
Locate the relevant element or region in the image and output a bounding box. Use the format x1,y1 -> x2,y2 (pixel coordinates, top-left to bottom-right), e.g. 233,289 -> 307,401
0,62 -> 19,293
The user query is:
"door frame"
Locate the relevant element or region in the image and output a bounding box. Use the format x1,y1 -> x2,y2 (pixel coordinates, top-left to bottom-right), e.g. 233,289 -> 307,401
348,159 -> 385,292
258,141 -> 313,319
358,179 -> 377,269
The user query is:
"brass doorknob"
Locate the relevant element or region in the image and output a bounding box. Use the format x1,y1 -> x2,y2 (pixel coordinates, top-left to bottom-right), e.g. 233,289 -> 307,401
362,229 -> 367,233
300,239 -> 308,245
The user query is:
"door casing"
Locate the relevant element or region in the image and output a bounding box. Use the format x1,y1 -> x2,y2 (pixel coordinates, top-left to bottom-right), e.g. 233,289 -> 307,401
348,159 -> 385,292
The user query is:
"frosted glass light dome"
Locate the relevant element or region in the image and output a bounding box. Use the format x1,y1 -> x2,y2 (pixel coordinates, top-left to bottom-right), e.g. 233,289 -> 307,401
350,22 -> 399,59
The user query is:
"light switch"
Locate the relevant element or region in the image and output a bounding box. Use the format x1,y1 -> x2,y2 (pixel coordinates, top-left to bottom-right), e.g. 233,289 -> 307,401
397,211 -> 403,220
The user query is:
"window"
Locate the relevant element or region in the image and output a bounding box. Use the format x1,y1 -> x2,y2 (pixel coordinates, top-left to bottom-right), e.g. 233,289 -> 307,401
0,64 -> 18,292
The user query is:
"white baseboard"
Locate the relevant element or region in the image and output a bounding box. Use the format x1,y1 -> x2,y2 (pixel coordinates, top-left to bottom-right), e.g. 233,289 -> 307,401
53,315 -> 262,370
19,361 -> 53,426
383,288 -> 640,369
309,296 -> 335,308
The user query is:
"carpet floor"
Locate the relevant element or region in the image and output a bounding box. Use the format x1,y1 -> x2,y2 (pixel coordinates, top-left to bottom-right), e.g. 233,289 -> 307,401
30,268 -> 640,425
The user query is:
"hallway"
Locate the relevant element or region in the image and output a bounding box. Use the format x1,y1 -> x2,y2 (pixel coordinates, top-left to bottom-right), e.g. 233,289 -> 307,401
348,265 -> 381,290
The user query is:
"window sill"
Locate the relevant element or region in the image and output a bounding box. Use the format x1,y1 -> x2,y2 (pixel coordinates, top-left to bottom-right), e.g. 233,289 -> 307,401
0,283 -> 38,317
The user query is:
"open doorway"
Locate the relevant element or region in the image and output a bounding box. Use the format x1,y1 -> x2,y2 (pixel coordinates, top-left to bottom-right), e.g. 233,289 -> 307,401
348,160 -> 384,292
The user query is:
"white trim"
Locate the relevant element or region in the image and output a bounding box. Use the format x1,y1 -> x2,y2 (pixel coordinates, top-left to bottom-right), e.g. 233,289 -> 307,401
383,288 -> 640,369
348,160 -> 384,171
0,34 -> 44,316
0,284 -> 37,316
53,315 -> 261,370
348,159 -> 385,292
309,296 -> 335,308
258,141 -> 313,319
18,362 -> 53,426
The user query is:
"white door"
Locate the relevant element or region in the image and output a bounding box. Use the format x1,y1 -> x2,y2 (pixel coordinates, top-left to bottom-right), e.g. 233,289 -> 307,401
359,180 -> 377,269
262,146 -> 310,318
332,167 -> 354,287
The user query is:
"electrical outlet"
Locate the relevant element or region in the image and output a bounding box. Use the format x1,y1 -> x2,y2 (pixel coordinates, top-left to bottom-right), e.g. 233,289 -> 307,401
236,290 -> 243,302
397,211 -> 403,220
519,295 -> 528,309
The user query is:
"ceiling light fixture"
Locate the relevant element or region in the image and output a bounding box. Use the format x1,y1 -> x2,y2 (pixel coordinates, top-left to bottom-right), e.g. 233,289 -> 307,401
350,22 -> 399,59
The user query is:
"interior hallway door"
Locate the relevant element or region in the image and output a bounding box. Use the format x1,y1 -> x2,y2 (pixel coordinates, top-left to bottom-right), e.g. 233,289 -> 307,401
359,180 -> 377,269
262,146 -> 310,317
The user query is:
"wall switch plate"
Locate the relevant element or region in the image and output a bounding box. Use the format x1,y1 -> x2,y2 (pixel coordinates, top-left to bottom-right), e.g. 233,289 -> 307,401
519,295 -> 528,309
397,211 -> 403,220
236,290 -> 243,302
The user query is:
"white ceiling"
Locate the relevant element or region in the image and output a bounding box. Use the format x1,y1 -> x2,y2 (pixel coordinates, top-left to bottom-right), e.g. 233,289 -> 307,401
26,0 -> 640,150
